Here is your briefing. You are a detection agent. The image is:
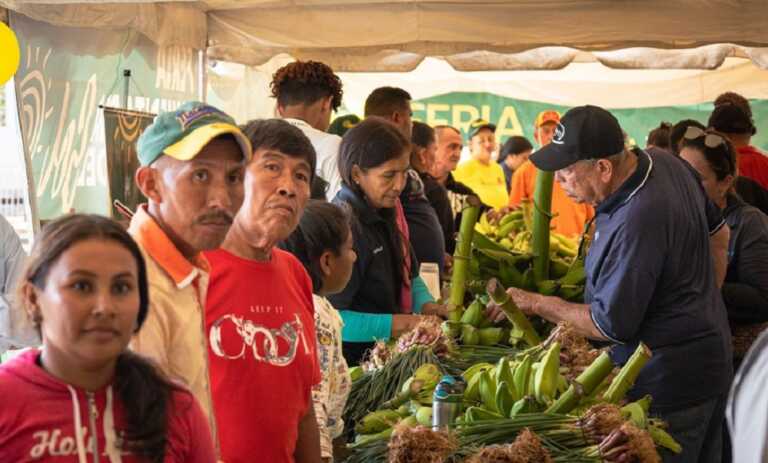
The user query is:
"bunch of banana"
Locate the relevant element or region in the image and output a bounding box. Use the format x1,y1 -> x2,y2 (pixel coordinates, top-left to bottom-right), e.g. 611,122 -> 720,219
355,409 -> 402,435
470,210 -> 584,301
379,363 -> 442,409
461,341 -> 569,422
445,298 -> 511,347
351,408 -> 421,446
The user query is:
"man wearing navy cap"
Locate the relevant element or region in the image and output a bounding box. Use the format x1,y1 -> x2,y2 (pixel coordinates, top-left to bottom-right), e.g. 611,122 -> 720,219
488,105 -> 732,463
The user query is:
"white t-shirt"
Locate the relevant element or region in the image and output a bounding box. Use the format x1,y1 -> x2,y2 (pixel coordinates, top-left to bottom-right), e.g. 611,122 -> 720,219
728,329 -> 768,461
284,118 -> 343,200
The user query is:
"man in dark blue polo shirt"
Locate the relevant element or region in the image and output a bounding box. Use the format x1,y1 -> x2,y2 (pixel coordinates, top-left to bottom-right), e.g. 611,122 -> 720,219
488,105 -> 732,463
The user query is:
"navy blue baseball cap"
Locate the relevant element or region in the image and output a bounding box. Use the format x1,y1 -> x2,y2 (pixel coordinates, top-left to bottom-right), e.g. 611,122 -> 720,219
530,105 -> 625,172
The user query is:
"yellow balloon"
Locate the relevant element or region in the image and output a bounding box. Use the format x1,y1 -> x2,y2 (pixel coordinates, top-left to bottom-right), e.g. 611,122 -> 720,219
0,22 -> 20,85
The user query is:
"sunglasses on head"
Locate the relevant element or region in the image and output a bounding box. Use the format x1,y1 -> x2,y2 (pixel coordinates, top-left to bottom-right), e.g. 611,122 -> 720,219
683,126 -> 727,149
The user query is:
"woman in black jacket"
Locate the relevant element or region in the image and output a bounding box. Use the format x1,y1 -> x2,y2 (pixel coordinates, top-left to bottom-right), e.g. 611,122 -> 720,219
330,118 -> 446,365
680,126 -> 768,359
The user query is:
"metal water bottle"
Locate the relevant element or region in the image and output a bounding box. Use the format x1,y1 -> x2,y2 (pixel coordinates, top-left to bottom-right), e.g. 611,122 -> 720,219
432,375 -> 466,430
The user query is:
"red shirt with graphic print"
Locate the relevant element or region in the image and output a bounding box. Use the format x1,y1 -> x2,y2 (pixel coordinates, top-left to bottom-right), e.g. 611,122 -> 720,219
204,248 -> 321,463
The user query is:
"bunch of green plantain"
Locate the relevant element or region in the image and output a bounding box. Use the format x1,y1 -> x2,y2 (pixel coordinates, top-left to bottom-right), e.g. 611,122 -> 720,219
470,209 -> 588,302
460,342 -> 568,423
441,298 -> 511,347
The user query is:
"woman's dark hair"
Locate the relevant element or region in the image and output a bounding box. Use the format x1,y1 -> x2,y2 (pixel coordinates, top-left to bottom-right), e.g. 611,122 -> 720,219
279,200 -> 352,292
270,60 -> 343,111
670,119 -> 705,155
17,214 -> 177,463
338,117 -> 410,192
498,136 -> 533,164
411,121 -> 436,149
646,122 -> 672,150
241,118 -> 317,183
337,118 -> 410,295
680,128 -> 737,181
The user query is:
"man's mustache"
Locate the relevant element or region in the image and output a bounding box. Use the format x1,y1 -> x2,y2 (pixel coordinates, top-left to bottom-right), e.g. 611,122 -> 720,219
195,210 -> 234,225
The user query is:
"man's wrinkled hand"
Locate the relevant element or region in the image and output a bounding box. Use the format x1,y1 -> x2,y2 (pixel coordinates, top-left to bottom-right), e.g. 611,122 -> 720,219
484,287 -> 542,323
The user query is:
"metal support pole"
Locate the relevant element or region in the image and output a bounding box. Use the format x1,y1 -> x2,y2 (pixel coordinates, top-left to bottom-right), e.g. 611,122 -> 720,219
121,69 -> 131,109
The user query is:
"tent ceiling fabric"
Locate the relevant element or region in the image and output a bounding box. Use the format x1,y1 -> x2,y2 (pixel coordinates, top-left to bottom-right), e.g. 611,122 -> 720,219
3,0 -> 768,71
1,1 -> 207,48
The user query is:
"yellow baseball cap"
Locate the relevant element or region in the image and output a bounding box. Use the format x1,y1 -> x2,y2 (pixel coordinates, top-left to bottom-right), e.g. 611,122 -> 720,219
137,101 -> 252,166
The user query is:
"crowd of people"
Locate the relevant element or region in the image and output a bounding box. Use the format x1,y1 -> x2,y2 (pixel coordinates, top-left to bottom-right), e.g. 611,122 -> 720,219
0,59 -> 766,463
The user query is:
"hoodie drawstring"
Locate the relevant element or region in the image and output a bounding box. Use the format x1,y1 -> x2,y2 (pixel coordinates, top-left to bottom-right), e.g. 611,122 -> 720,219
67,386 -> 88,463
68,385 -> 123,463
103,386 -> 122,463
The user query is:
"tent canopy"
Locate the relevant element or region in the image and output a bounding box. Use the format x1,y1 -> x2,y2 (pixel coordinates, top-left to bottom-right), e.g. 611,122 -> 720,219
3,0 -> 768,71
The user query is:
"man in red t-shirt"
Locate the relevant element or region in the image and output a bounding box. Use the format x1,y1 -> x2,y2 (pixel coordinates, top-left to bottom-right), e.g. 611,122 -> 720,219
709,102 -> 768,190
205,119 -> 321,463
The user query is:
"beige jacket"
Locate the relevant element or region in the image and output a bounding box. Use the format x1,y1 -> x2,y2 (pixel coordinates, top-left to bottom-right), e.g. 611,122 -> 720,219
128,206 -> 217,440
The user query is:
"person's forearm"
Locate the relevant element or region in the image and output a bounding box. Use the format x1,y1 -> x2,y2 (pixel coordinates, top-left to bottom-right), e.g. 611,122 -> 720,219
338,310 -> 393,342
534,296 -> 608,341
294,400 -> 322,463
710,224 -> 730,288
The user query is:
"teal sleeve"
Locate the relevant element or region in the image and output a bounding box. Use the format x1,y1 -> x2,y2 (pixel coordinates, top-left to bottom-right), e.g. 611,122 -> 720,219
411,276 -> 436,315
339,310 -> 393,343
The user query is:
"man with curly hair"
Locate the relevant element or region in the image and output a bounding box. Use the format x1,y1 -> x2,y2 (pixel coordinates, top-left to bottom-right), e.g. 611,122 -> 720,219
272,60 -> 345,199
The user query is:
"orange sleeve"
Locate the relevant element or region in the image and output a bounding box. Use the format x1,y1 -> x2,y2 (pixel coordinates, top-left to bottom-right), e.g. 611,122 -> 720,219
508,161 -> 535,208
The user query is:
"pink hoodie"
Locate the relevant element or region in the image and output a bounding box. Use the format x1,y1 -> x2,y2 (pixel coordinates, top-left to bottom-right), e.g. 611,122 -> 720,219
0,349 -> 216,463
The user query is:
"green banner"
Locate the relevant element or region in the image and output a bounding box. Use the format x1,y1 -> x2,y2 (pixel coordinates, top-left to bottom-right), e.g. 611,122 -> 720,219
103,107 -> 154,219
413,92 -> 768,151
11,13 -> 200,220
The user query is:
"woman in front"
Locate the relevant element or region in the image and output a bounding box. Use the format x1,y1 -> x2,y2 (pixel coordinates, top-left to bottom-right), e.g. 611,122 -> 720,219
0,214 -> 215,462
331,118 -> 446,365
679,126 -> 768,361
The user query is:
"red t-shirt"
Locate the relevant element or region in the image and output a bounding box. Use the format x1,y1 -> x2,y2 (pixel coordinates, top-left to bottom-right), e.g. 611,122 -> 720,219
738,145 -> 768,190
205,248 -> 321,463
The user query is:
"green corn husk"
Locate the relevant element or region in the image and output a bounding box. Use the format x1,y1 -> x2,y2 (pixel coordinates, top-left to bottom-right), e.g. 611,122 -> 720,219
532,170 -> 555,284
448,197 -> 482,321
546,352 -> 614,414
487,278 -> 541,346
603,343 -> 652,403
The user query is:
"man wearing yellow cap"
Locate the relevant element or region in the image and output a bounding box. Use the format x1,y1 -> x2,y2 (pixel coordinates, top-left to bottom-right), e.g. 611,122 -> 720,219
453,119 -> 509,209
509,110 -> 594,237
128,101 -> 252,437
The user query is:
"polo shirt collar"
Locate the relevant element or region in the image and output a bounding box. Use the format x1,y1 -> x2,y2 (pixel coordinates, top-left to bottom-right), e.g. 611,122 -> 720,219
595,148 -> 653,215
128,205 -> 209,289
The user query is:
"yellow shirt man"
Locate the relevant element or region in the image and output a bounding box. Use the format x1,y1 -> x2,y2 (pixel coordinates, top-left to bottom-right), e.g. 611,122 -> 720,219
453,119 -> 509,209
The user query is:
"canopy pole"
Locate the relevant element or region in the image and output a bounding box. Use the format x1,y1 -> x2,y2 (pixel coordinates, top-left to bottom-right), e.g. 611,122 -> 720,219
121,69 -> 131,109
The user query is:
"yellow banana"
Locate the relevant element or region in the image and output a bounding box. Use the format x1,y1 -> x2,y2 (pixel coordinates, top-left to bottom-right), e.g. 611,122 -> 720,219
495,381 -> 515,417
462,362 -> 494,383
534,341 -> 561,405
512,354 -> 533,398
479,370 -> 499,413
